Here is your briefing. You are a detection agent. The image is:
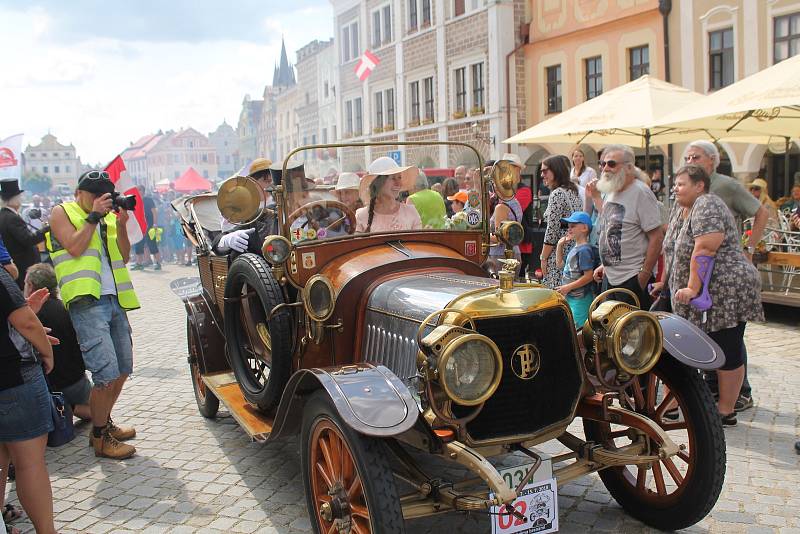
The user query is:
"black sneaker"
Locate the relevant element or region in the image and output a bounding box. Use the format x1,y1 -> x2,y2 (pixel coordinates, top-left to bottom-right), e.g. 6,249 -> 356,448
721,412 -> 737,427
734,394 -> 753,412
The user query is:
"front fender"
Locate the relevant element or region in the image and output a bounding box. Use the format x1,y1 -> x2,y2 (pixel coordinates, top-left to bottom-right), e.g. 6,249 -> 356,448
653,312 -> 726,370
269,364 -> 419,440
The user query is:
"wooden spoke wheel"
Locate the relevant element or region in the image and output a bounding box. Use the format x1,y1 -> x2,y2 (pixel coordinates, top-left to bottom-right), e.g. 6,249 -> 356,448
224,253 -> 292,412
301,394 -> 404,534
583,356 -> 726,531
187,318 -> 218,418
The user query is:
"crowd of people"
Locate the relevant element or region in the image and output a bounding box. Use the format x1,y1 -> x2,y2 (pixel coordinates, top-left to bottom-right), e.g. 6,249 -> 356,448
0,137 -> 796,531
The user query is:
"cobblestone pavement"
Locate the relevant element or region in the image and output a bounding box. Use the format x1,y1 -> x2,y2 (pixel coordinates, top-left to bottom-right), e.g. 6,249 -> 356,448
6,265 -> 799,533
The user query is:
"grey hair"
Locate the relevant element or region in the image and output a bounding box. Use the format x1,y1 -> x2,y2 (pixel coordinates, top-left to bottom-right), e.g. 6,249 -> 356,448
601,144 -> 635,165
685,140 -> 720,171
26,263 -> 59,297
415,170 -> 429,191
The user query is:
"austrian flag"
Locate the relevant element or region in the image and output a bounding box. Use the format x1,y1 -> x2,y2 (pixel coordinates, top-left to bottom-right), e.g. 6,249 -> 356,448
355,50 -> 380,81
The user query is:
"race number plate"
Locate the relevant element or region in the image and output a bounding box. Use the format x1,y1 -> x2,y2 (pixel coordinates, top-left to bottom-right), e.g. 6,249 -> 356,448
490,460 -> 558,534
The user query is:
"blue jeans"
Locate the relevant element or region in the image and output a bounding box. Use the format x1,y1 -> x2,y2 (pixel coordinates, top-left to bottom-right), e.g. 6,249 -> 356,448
0,363 -> 54,442
68,295 -> 133,387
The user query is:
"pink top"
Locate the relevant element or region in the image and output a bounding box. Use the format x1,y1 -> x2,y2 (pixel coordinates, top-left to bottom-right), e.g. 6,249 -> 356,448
355,203 -> 422,233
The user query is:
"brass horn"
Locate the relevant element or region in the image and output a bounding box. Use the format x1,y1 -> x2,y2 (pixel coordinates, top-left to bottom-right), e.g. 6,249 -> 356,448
491,160 -> 520,202
216,175 -> 267,226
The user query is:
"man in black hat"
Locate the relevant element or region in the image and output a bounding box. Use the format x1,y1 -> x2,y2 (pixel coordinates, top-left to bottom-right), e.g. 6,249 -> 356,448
0,179 -> 48,289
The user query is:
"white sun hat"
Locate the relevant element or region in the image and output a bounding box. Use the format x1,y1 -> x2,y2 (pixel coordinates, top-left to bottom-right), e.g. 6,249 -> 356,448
500,153 -> 523,169
335,172 -> 361,190
359,156 -> 419,204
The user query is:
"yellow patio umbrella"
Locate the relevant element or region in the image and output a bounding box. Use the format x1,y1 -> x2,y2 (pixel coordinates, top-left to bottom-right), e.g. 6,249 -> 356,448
504,76 -> 741,155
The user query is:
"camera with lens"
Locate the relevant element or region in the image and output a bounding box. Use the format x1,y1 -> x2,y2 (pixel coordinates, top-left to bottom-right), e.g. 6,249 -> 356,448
111,192 -> 137,212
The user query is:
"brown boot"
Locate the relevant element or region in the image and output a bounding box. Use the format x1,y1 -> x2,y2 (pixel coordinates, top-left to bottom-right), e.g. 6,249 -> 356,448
91,430 -> 136,459
107,419 -> 136,441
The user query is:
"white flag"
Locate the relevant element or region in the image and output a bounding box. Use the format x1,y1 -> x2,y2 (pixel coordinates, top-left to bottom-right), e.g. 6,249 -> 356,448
0,134 -> 24,180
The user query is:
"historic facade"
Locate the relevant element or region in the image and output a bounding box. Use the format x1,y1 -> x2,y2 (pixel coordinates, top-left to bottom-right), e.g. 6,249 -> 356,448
144,128 -> 218,185
331,0 -> 526,172
238,95 -> 264,165
120,132 -> 165,188
23,133 -> 83,189
208,121 -> 241,179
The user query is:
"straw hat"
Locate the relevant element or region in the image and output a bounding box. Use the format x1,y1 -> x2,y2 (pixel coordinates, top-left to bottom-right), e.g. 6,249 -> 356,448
359,157 -> 418,204
747,178 -> 768,191
248,158 -> 272,176
335,172 -> 361,190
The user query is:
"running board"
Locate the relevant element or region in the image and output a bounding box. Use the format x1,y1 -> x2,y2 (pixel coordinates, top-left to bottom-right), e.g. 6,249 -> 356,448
203,372 -> 274,442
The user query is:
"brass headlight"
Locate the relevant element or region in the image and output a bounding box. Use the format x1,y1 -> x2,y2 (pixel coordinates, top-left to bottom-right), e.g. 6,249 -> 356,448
609,311 -> 662,375
496,220 -> 524,248
439,334 -> 503,406
262,235 -> 292,264
303,275 -> 335,321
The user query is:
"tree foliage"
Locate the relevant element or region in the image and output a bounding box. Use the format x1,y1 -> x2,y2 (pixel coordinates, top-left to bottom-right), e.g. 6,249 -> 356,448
22,171 -> 53,194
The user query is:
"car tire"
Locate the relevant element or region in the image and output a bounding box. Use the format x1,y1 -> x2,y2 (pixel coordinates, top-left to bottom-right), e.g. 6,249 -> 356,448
224,253 -> 292,413
301,392 -> 405,534
187,318 -> 219,418
583,356 -> 726,531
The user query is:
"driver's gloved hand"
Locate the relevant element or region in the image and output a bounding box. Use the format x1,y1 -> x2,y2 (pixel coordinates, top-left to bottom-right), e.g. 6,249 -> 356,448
218,228 -> 254,253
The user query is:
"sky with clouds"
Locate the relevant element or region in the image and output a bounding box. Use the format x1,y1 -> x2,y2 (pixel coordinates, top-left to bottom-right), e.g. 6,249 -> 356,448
0,1 -> 334,164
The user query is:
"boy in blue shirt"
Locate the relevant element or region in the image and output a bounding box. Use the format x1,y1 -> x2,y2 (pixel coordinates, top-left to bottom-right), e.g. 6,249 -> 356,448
555,211 -> 599,328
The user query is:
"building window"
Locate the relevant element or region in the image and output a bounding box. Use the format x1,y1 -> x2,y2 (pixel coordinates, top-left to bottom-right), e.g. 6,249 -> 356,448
471,62 -> 484,110
324,81 -> 329,98
629,45 -> 649,80
409,0 -> 418,30
29,153 -> 35,158
386,88 -> 395,127
43,166 -> 49,174
410,81 -> 421,123
423,76 -> 435,121
455,67 -> 467,113
709,28 -> 734,90
454,0 -> 465,16
375,91 -> 384,129
345,100 -> 354,135
65,165 -> 70,173
322,128 -> 328,143
341,21 -> 359,62
175,171 -> 180,179
774,12 -> 800,63
203,170 -> 209,178
371,5 -> 392,47
585,56 -> 603,99
354,97 -> 363,135
202,154 -> 208,162
546,65 -> 562,114
54,165 -> 60,173
422,0 -> 431,25
409,0 -> 431,30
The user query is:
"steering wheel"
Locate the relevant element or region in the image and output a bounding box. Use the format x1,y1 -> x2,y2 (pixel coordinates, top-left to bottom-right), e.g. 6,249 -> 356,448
285,200 -> 357,236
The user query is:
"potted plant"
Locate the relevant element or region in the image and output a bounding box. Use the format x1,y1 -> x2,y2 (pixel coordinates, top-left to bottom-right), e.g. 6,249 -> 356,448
453,110 -> 466,119
373,126 -> 384,134
408,119 -> 420,127
470,106 -> 485,115
421,117 -> 434,125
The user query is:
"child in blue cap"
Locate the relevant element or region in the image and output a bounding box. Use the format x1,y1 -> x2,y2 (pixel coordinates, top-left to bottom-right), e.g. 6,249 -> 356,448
555,211 -> 599,328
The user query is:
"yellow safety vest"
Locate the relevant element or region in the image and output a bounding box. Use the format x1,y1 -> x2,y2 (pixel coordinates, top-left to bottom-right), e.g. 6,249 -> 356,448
46,202 -> 140,310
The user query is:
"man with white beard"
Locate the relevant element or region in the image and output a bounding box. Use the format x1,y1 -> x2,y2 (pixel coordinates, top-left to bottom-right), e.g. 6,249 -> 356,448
587,144 -> 664,308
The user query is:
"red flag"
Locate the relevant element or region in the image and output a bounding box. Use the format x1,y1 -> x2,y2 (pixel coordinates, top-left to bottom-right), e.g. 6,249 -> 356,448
105,155 -> 146,244
355,50 -> 380,81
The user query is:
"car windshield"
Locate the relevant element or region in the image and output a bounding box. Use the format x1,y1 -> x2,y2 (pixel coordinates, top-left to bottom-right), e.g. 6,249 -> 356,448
278,146 -> 485,244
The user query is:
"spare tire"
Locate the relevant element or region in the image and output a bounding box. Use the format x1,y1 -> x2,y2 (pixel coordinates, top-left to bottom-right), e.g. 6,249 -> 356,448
224,253 -> 292,412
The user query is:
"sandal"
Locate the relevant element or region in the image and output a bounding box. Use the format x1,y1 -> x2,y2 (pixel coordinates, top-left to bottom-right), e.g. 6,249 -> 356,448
2,504 -> 22,523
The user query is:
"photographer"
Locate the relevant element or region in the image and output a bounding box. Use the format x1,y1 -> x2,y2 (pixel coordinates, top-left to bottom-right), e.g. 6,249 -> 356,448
46,170 -> 140,460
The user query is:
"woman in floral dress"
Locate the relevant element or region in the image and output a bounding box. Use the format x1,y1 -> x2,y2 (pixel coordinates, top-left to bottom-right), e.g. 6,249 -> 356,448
653,165 -> 763,427
539,155 -> 583,289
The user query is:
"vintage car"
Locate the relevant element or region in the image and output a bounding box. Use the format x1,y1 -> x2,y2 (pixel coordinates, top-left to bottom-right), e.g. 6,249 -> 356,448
175,142 -> 727,533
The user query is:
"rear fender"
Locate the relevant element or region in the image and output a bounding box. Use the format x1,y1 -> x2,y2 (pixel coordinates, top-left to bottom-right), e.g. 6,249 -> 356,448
652,312 -> 726,370
185,290 -> 228,374
269,364 -> 419,440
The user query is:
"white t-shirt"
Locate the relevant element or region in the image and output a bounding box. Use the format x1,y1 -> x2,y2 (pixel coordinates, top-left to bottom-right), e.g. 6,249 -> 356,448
597,180 -> 662,285
96,226 -> 117,296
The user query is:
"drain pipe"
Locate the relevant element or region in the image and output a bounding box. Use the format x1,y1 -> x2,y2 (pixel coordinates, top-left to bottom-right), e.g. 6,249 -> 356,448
506,22 -> 530,141
659,0 -> 673,202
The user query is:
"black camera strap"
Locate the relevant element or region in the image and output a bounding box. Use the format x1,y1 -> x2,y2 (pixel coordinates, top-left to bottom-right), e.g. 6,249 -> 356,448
98,221 -> 116,273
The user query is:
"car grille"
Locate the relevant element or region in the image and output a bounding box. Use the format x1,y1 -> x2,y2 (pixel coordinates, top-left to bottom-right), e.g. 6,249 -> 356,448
453,307 -> 584,442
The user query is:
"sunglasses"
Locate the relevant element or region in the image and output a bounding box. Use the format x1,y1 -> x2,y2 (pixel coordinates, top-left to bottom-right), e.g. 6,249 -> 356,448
83,171 -> 110,181
749,186 -> 761,191
540,166 -> 550,173
684,154 -> 703,162
599,160 -> 621,168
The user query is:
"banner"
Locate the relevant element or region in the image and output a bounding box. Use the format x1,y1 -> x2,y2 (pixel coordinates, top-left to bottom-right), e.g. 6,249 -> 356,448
105,155 -> 146,245
355,50 -> 380,81
0,134 -> 24,180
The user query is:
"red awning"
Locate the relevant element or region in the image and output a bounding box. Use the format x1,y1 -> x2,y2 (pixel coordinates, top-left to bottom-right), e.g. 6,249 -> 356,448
173,167 -> 212,193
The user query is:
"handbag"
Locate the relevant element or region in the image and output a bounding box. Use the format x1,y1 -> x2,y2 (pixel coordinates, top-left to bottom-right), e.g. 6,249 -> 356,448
46,384 -> 75,447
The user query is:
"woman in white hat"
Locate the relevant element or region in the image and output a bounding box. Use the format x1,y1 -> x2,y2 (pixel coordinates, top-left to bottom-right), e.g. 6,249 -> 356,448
334,172 -> 364,212
355,157 -> 422,233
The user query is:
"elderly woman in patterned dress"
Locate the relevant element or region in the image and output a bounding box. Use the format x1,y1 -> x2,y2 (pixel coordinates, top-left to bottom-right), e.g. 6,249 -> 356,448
651,165 -> 763,427
539,155 -> 583,289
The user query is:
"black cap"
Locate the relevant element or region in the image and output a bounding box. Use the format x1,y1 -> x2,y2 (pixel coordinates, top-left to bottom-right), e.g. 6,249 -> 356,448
77,171 -> 115,195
